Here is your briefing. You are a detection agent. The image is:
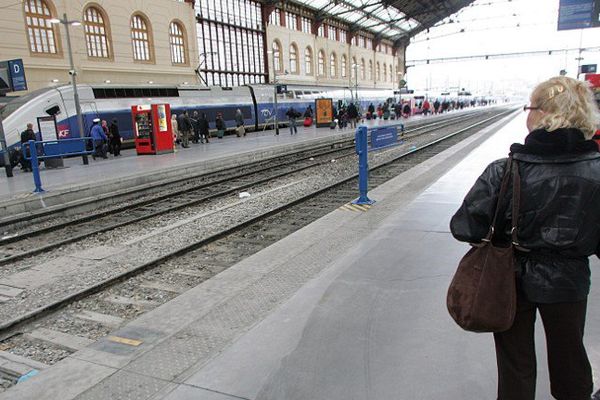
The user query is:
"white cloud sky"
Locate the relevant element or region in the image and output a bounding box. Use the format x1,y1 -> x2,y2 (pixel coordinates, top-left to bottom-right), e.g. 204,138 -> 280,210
405,0 -> 600,97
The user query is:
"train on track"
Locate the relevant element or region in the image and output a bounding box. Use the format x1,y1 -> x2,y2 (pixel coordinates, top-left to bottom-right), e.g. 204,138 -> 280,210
0,83 -> 396,151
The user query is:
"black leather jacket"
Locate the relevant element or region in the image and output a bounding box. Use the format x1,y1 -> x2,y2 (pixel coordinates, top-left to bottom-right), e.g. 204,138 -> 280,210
450,128 -> 600,303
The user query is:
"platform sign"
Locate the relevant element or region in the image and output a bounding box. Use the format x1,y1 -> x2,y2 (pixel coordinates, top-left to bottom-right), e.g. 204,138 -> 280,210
580,64 -> 597,74
315,98 -> 333,128
0,59 -> 27,93
371,126 -> 398,149
558,0 -> 599,30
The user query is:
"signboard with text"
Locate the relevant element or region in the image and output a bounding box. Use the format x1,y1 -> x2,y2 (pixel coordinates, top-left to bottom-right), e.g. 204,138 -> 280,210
0,59 -> 27,93
371,126 -> 399,149
315,98 -> 333,128
558,0 -> 600,30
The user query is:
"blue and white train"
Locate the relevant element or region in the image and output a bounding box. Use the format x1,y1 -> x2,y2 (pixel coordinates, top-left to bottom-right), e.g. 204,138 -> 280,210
0,83 -> 396,151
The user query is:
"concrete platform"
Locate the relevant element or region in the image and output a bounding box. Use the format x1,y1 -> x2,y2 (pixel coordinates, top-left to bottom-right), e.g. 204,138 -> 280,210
4,111 -> 595,400
0,107 -> 490,221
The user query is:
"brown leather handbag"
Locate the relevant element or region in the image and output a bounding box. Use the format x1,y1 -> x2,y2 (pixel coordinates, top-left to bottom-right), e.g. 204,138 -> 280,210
447,156 -> 520,333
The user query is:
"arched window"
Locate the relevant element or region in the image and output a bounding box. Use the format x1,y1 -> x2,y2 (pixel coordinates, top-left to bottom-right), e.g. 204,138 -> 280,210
131,14 -> 153,61
318,50 -> 326,77
368,60 -> 373,80
289,43 -> 298,74
383,63 -> 387,82
272,40 -> 282,72
83,6 -> 110,58
305,46 -> 313,75
330,53 -> 337,78
341,55 -> 347,78
376,62 -> 381,81
360,58 -> 365,80
390,65 -> 393,83
24,0 -> 59,54
169,21 -> 187,65
351,57 -> 357,79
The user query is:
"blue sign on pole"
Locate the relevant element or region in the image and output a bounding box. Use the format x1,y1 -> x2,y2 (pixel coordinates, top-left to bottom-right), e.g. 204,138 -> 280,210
0,59 -> 27,93
558,0 -> 597,30
371,126 -> 398,149
8,59 -> 27,92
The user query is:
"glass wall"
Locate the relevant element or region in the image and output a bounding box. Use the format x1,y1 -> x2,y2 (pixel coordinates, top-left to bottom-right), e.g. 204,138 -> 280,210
196,0 -> 266,86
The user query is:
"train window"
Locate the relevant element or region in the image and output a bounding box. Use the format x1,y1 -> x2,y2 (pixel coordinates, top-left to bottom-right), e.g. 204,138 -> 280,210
222,87 -> 233,91
45,105 -> 61,116
285,92 -> 294,99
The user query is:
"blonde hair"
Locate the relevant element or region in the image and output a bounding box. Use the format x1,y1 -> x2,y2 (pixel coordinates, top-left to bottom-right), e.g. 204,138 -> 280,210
530,76 -> 600,139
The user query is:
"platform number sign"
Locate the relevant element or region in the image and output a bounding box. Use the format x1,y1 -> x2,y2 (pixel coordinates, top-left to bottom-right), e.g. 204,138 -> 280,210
0,59 -> 27,93
558,0 -> 600,30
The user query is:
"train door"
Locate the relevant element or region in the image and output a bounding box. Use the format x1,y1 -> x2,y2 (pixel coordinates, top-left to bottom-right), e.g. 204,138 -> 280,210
80,102 -> 99,136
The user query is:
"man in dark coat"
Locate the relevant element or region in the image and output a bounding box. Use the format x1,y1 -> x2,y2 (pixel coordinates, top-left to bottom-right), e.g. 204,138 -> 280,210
347,102 -> 358,128
109,119 -> 121,156
198,113 -> 210,143
177,110 -> 192,148
20,123 -> 36,171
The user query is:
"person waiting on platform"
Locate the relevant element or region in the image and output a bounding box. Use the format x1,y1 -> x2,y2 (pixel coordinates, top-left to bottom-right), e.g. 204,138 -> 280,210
109,119 -> 121,156
346,102 -> 358,129
450,76 -> 600,400
286,106 -> 300,135
215,113 -> 226,139
198,113 -> 210,143
303,105 -> 313,127
235,109 -> 245,137
90,118 -> 108,159
171,113 -> 179,146
191,110 -> 201,144
20,122 -> 36,172
422,99 -> 431,115
177,110 -> 192,148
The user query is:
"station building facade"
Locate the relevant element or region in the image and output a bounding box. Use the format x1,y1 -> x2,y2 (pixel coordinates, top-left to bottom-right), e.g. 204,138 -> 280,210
0,0 -> 198,92
1,0 -> 406,93
263,3 -> 405,90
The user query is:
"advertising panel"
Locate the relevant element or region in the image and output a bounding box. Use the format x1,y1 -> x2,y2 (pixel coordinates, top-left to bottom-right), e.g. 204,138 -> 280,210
157,104 -> 168,132
315,98 -> 333,128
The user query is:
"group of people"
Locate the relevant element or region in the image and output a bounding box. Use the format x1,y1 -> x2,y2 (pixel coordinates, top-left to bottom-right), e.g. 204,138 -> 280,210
89,118 -> 121,159
170,109 -> 246,147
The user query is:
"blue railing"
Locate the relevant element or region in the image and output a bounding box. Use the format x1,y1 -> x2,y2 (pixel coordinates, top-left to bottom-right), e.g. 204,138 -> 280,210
24,137 -> 95,193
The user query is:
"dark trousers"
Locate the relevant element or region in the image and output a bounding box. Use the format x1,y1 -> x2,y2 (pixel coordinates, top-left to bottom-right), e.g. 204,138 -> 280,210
111,140 -> 121,156
493,295 -> 592,400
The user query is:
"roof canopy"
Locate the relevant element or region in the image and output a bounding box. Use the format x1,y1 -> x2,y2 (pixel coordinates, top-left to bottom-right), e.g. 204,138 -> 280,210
288,0 -> 476,43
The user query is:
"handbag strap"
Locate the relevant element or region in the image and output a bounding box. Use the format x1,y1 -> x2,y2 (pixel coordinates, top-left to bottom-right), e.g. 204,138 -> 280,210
511,159 -> 521,246
484,156 -> 518,242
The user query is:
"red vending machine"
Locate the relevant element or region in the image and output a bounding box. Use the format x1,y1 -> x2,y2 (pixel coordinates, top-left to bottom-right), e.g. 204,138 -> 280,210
131,104 -> 174,155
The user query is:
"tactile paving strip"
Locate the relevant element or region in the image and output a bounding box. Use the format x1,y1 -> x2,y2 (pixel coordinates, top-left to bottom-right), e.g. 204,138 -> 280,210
75,370 -> 168,400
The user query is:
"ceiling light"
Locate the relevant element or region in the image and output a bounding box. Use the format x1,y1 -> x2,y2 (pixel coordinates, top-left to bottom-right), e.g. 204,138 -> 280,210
104,80 -> 111,83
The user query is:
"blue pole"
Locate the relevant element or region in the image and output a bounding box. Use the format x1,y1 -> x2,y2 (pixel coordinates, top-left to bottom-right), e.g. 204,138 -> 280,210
353,126 -> 374,205
29,139 -> 44,193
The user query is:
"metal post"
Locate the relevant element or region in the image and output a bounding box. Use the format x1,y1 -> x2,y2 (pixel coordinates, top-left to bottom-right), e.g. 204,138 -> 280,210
64,13 -> 88,165
352,126 -> 374,205
0,113 -> 13,178
28,139 -> 44,193
273,60 -> 279,135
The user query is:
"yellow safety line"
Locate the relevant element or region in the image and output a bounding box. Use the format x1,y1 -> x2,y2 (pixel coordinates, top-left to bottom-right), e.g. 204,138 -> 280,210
108,336 -> 143,346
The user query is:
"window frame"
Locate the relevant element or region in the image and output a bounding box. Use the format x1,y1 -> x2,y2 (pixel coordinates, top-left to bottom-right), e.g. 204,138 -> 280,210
169,20 -> 189,66
289,42 -> 299,74
23,0 -> 62,57
130,12 -> 154,63
83,4 -> 112,60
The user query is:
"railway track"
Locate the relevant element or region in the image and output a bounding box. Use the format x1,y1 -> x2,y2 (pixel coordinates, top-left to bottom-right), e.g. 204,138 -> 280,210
0,111 -> 483,266
0,107 -> 516,391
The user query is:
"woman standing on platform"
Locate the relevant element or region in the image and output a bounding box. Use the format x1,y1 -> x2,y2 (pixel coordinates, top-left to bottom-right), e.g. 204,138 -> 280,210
450,76 -> 600,400
171,114 -> 179,146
